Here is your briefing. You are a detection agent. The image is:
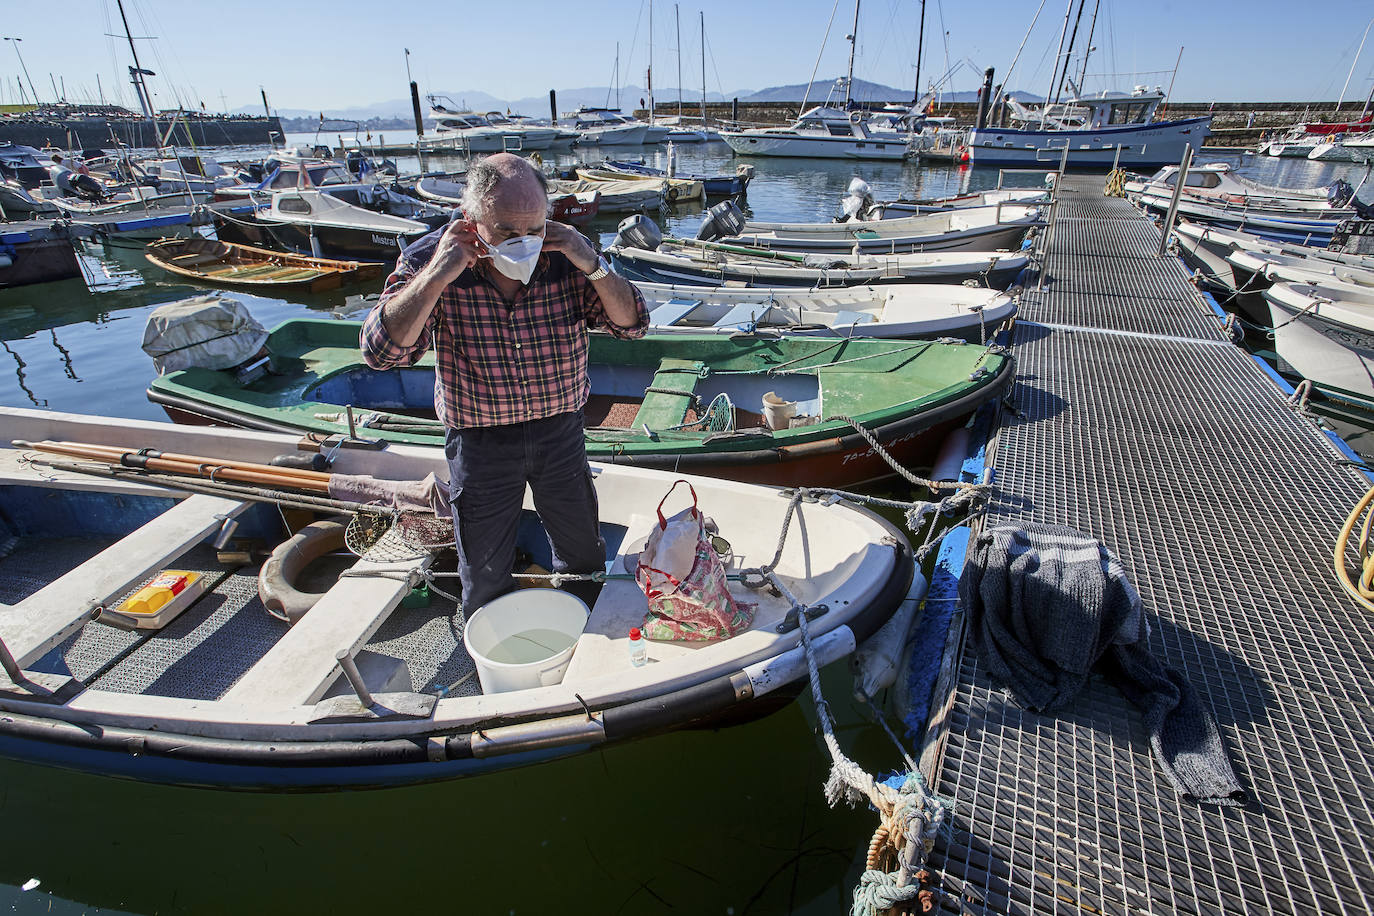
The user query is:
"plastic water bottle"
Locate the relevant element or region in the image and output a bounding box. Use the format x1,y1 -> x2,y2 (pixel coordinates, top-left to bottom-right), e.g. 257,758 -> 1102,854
629,627 -> 647,667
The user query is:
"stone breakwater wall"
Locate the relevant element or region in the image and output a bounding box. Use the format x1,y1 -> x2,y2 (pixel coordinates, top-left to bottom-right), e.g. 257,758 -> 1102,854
642,101 -> 1371,147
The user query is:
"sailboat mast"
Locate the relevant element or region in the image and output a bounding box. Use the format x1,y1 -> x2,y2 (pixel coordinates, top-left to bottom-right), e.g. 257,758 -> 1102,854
1055,0 -> 1088,104
1335,17 -> 1374,118
845,0 -> 861,108
1044,0 -> 1074,125
1076,0 -> 1101,90
648,0 -> 654,124
913,0 -> 926,104
700,11 -> 707,127
676,4 -> 682,119
114,0 -> 161,152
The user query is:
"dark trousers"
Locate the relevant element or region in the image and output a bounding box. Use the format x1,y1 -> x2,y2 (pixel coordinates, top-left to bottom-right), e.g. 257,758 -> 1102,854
444,411 -> 605,612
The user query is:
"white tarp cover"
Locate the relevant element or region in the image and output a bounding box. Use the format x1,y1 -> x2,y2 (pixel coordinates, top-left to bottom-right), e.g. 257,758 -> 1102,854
141,295 -> 269,374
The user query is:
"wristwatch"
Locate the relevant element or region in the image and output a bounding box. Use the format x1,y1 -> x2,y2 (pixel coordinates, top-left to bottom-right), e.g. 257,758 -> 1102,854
584,255 -> 611,282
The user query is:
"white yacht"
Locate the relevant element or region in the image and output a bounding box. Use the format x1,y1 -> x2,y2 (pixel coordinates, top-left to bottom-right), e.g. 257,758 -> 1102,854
428,98 -> 526,152
480,112 -> 563,150
966,87 -> 1209,168
721,106 -> 912,160
567,108 -> 649,145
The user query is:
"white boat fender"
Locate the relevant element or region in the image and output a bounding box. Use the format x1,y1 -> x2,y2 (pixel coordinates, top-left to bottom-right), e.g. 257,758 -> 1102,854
259,520 -> 348,624
851,569 -> 929,702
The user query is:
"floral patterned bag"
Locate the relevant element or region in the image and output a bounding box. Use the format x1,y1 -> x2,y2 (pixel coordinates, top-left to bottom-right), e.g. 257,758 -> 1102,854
635,481 -> 754,641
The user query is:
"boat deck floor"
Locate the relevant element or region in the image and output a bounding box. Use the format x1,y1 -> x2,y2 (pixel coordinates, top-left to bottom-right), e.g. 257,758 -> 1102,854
926,174 -> 1374,913
16,542 -> 484,703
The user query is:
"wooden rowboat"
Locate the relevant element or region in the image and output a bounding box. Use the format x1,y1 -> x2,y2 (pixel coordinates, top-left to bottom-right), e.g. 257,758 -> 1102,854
146,316 -> 1013,488
145,237 -> 384,292
0,405 -> 915,788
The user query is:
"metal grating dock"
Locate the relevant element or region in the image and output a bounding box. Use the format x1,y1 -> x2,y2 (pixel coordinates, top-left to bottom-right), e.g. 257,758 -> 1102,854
926,174 -> 1374,914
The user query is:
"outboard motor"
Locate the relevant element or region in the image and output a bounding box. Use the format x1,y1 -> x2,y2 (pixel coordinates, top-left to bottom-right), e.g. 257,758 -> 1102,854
696,199 -> 747,241
840,177 -> 874,222
71,173 -> 106,202
613,213 -> 663,251
1329,179 -> 1355,209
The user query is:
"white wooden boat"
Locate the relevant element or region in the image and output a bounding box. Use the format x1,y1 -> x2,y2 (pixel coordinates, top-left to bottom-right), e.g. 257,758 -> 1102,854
1125,162 -> 1344,211
1262,279 -> 1374,406
728,205 -> 1043,254
0,407 -> 915,789
632,281 -> 1017,339
1173,220 -> 1374,299
608,236 -> 1029,288
1225,248 -> 1374,325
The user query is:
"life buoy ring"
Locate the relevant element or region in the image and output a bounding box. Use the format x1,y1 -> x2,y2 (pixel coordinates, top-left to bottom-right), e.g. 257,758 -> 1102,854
258,520 -> 348,624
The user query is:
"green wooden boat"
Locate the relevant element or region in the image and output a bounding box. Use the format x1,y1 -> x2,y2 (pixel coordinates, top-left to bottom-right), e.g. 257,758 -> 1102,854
147,318 -> 1013,487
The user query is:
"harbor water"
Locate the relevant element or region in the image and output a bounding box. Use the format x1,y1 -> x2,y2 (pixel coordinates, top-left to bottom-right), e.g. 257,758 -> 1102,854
1,139 -> 1370,914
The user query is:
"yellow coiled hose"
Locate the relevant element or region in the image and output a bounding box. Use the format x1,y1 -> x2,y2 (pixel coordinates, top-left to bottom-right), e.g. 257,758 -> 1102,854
1335,484 -> 1374,612
1104,169 -> 1128,197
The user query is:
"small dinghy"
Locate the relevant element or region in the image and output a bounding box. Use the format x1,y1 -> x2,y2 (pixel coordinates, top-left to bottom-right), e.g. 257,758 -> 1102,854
1224,248 -> 1374,326
0,406 -> 915,789
145,315 -> 1013,488
415,176 -> 601,226
145,237 -> 384,292
633,280 -> 1017,339
575,167 -> 705,201
599,159 -> 754,196
548,177 -> 665,212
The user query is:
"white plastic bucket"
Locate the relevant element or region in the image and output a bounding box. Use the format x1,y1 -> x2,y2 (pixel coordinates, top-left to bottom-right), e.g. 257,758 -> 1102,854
462,590 -> 590,694
762,390 -> 797,431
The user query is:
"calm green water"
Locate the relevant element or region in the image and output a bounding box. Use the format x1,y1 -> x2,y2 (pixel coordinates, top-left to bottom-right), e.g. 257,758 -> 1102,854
1,140 -> 1370,915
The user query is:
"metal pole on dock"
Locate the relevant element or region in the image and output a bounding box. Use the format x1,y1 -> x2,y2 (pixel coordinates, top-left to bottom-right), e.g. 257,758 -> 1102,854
1157,144 -> 1193,258
550,89 -> 558,125
409,80 -> 427,175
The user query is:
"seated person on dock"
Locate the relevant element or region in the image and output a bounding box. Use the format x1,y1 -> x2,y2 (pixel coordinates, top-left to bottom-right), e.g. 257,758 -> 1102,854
360,153 -> 648,612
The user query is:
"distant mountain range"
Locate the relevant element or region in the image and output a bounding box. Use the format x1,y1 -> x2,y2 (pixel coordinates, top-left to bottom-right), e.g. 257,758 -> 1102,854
247,78 -> 1041,121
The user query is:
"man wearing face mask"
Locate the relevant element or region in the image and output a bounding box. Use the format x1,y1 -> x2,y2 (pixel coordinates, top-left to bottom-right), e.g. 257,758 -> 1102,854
360,153 -> 648,613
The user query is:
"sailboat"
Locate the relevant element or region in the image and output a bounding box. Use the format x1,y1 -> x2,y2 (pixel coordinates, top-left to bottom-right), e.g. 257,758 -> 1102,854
720,1 -> 912,160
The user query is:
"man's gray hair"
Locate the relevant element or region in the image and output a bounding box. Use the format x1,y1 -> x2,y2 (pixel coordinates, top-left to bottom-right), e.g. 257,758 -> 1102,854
460,155 -> 550,222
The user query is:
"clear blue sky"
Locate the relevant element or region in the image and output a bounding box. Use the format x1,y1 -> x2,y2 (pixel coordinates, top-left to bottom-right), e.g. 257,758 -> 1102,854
2,0 -> 1373,114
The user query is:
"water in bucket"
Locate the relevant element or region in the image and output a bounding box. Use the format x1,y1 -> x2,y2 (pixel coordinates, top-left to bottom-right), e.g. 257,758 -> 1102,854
483,628 -> 578,664
463,590 -> 590,693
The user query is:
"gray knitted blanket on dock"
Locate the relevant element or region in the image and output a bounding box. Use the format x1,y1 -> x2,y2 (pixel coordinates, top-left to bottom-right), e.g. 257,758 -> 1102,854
959,523 -> 1246,807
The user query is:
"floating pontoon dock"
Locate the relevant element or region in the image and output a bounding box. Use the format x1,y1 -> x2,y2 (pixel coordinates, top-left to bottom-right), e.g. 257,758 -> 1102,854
923,174 -> 1374,913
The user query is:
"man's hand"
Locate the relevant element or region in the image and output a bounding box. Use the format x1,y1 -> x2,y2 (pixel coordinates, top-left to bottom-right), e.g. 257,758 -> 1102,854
541,221 -> 598,274
424,219 -> 485,285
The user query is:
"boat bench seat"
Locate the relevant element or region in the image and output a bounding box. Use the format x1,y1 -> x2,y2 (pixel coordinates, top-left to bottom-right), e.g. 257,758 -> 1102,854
633,359 -> 707,432
830,309 -> 875,327
651,298 -> 704,327
0,493 -> 250,669
221,552 -> 432,709
714,303 -> 773,329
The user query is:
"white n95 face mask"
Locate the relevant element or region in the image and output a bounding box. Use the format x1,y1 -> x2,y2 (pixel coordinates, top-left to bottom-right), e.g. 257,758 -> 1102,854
481,234 -> 543,284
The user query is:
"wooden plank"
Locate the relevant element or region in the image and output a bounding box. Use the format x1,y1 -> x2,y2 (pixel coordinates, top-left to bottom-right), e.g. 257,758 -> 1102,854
0,493 -> 248,668
631,359 -> 705,431
220,555 -> 430,708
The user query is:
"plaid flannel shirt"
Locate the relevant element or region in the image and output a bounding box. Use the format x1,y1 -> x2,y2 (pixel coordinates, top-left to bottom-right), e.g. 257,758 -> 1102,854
360,230 -> 647,429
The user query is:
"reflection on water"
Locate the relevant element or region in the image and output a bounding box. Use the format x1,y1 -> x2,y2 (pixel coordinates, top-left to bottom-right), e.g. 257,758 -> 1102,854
1,139 -> 1373,913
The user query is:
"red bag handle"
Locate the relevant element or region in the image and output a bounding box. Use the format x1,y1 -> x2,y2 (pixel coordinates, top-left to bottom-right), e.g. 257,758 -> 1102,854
656,479 -> 699,529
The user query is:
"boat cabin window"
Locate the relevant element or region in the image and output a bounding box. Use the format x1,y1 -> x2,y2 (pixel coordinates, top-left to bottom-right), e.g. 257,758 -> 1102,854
278,196 -> 312,214
1108,102 -> 1150,125
1161,171 -> 1222,189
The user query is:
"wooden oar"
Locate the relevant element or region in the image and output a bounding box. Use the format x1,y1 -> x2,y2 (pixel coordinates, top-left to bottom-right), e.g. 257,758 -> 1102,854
17,440 -> 333,485
13,440 -> 332,493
